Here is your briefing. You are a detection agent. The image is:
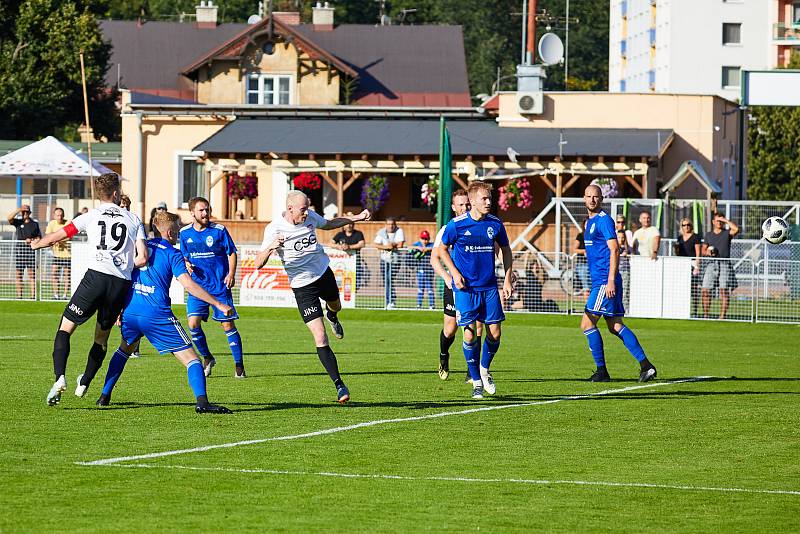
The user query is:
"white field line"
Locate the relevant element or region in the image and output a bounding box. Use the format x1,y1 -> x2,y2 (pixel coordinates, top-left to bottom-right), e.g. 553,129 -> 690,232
108,463 -> 800,497
77,376 -> 715,467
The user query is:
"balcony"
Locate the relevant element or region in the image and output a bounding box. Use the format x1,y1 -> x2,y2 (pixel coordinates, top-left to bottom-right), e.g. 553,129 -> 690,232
774,22 -> 800,41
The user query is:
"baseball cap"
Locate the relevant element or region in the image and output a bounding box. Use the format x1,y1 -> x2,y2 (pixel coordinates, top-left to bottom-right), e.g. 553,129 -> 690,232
420,230 -> 430,239
156,201 -> 167,209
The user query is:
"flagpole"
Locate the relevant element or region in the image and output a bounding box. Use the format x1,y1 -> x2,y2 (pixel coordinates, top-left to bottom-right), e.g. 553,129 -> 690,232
79,52 -> 95,207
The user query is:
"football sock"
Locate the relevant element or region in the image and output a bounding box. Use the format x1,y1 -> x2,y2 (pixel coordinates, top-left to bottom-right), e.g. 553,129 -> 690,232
583,328 -> 606,368
316,345 -> 342,384
53,329 -> 71,379
463,339 -> 481,382
81,342 -> 108,386
225,328 -> 243,365
189,327 -> 211,358
613,325 -> 646,363
186,359 -> 207,400
101,349 -> 129,396
440,330 -> 456,357
480,335 -> 501,370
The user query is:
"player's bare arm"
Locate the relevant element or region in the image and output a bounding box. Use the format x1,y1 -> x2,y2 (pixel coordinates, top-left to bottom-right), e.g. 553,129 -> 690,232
437,243 -> 464,289
134,238 -> 149,268
500,244 -> 515,300
30,227 -> 69,250
177,273 -> 233,316
320,209 -> 371,231
254,236 -> 284,269
430,246 -> 452,284
606,238 -> 619,298
224,252 -> 237,289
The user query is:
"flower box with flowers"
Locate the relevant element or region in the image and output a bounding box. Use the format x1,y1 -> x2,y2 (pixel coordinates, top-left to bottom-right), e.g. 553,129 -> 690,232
293,172 -> 322,191
227,173 -> 258,200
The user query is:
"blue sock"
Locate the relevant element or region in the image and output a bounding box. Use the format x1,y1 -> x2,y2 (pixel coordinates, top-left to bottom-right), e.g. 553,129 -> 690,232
463,339 -> 481,381
189,327 -> 211,358
225,328 -> 243,365
583,328 -> 606,368
186,359 -> 207,400
614,325 -> 646,362
480,335 -> 501,370
101,349 -> 129,396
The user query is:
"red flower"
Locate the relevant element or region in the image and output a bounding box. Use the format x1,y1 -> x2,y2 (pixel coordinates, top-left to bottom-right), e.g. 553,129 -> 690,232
293,173 -> 322,191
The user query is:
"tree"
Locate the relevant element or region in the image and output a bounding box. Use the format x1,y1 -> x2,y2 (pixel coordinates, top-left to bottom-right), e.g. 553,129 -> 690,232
0,0 -> 119,140
747,54 -> 800,201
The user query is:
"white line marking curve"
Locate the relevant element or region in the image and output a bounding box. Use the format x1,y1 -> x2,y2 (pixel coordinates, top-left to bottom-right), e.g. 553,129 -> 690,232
77,376 -> 715,466
108,463 -> 800,497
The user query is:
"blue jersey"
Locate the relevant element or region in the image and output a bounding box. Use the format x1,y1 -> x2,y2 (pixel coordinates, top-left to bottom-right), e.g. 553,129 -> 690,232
441,212 -> 509,291
124,238 -> 188,316
585,210 -> 618,287
179,223 -> 237,295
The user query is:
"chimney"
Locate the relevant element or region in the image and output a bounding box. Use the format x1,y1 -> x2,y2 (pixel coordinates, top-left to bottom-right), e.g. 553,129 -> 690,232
312,2 -> 334,31
274,12 -> 301,25
196,0 -> 218,29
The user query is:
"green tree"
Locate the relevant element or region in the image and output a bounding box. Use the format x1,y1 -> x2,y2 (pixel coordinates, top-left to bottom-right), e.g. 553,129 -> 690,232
747,54 -> 800,201
0,0 -> 119,140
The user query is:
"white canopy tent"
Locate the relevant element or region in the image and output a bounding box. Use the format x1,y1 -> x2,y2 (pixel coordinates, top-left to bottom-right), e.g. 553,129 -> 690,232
0,136 -> 112,179
0,136 -> 114,221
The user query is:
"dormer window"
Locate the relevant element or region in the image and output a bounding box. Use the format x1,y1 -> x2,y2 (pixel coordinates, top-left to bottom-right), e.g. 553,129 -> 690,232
246,74 -> 292,105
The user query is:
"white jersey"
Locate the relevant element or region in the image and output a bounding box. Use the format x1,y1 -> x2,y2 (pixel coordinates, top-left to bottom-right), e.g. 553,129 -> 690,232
433,226 -> 452,280
71,202 -> 146,280
261,210 -> 329,288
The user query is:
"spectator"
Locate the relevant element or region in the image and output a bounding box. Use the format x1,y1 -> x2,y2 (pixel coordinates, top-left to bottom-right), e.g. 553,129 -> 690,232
617,230 -> 631,309
675,217 -> 703,315
331,218 -> 368,289
615,216 -> 633,255
702,212 -> 739,320
46,207 -> 71,300
573,219 -> 590,296
374,217 -> 405,309
632,211 -> 661,259
149,201 -> 167,238
410,230 -> 435,309
7,204 -> 41,299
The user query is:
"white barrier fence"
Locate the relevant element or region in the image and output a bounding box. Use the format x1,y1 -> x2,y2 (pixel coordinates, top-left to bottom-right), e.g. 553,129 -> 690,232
2,241 -> 798,324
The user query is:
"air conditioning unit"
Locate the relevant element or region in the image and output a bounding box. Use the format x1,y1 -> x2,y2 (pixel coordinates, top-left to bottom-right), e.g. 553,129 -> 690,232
517,91 -> 544,115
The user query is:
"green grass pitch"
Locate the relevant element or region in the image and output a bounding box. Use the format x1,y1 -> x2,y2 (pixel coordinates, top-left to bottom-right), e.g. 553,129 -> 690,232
1,301 -> 799,532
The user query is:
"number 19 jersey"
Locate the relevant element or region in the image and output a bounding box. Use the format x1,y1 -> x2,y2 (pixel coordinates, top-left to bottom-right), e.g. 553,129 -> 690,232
68,202 -> 146,280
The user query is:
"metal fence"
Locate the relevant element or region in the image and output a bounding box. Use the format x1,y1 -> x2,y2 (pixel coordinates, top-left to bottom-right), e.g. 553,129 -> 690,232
3,241 -> 799,324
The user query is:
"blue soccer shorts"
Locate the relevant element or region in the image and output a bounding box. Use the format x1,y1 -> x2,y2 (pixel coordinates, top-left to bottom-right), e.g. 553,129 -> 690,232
585,281 -> 625,317
121,313 -> 193,354
186,289 -> 239,322
454,286 -> 506,327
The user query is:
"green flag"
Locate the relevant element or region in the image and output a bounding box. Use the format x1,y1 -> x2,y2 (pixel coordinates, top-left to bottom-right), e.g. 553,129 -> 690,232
437,116 -> 453,229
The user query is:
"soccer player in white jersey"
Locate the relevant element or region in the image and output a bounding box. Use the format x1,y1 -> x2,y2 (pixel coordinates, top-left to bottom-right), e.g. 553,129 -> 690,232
31,173 -> 149,406
430,189 -> 483,382
255,191 -> 370,403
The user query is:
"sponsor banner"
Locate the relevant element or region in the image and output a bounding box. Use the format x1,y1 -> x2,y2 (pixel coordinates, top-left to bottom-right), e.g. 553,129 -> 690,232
239,245 -> 356,308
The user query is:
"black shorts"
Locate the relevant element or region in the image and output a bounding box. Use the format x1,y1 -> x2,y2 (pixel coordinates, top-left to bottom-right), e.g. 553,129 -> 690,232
15,247 -> 35,270
63,269 -> 132,330
292,268 -> 340,323
443,284 -> 456,317
52,257 -> 71,268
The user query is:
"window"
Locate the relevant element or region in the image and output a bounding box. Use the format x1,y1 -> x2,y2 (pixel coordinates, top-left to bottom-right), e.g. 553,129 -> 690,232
620,79 -> 627,92
246,74 -> 292,105
410,176 -> 430,210
722,23 -> 741,45
620,39 -> 627,56
176,153 -> 205,207
70,180 -> 87,199
722,66 -> 741,88
794,2 -> 800,25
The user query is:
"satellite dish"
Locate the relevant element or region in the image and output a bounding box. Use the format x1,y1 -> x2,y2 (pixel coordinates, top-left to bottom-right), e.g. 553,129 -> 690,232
538,32 -> 564,66
247,14 -> 262,24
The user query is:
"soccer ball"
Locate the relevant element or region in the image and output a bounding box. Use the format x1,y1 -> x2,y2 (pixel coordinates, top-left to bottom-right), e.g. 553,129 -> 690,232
762,216 -> 789,244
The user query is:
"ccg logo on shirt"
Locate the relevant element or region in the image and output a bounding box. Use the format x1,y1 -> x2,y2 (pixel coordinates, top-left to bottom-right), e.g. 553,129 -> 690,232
205,235 -> 214,247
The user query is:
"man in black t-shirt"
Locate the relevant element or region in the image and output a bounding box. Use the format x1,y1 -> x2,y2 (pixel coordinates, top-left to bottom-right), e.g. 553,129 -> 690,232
7,204 -> 41,299
331,220 -> 367,289
701,213 -> 739,319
